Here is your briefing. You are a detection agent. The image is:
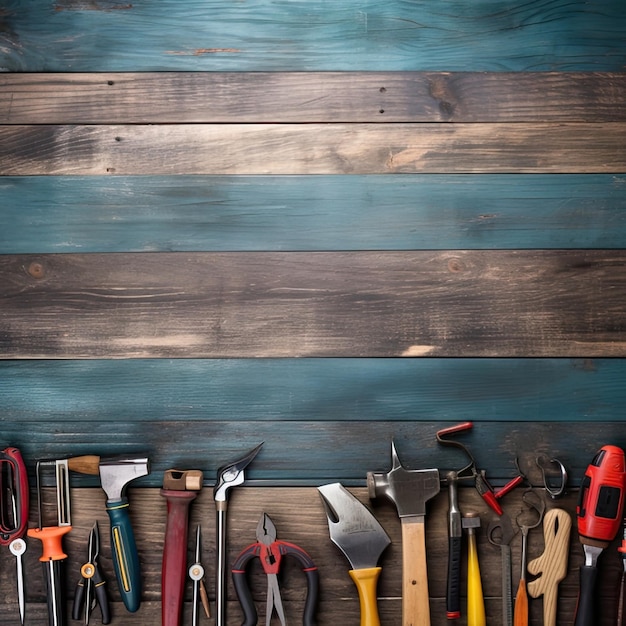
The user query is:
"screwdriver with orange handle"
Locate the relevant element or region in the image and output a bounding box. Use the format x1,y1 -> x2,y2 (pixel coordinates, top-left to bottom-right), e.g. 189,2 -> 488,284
27,460 -> 73,626
574,445 -> 626,626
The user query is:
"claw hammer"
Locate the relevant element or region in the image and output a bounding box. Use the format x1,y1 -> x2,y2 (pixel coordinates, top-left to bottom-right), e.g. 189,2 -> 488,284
64,454 -> 150,613
367,441 -> 440,626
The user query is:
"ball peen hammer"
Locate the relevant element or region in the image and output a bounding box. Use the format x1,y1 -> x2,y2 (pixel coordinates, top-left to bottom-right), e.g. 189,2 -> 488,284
64,454 -> 150,613
367,441 -> 440,626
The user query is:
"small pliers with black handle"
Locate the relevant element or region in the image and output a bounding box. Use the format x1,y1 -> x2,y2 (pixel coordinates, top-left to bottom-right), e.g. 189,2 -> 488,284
232,513 -> 319,626
72,521 -> 111,625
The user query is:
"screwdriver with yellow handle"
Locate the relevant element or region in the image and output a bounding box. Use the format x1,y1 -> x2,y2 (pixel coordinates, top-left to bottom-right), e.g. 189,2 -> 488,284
463,512 -> 486,626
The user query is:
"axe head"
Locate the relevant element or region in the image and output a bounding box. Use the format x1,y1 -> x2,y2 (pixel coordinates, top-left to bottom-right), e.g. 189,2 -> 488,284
99,456 -> 150,502
318,482 -> 390,570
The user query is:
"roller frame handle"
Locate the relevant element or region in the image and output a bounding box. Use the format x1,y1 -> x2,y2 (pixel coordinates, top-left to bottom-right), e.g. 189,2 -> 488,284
573,565 -> 598,626
107,497 -> 142,613
446,536 -> 462,619
161,489 -> 198,626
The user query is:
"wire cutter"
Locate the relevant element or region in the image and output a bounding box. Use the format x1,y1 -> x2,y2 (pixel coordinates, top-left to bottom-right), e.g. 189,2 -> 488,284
0,447 -> 29,625
232,513 -> 319,626
72,521 -> 111,625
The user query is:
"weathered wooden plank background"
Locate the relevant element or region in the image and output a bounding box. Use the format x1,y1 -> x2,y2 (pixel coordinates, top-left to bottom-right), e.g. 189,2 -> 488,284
1,0 -> 626,624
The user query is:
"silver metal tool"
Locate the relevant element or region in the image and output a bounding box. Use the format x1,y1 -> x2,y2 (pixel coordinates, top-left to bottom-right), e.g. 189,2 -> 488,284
213,443 -> 263,626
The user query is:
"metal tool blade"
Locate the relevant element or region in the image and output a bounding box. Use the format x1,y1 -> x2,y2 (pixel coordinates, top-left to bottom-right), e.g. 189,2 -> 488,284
318,482 -> 390,570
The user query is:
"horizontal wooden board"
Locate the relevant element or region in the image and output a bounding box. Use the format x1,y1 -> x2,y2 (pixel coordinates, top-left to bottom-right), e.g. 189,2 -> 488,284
2,123 -> 626,175
1,251 -> 625,358
8,487 -> 608,625
0,358 -> 622,424
3,72 -> 626,123
1,419 -> 624,488
1,0 -> 625,72
2,174 -> 626,253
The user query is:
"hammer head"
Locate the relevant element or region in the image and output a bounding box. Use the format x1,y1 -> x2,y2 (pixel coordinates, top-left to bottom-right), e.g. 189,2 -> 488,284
99,457 -> 150,502
367,441 -> 440,518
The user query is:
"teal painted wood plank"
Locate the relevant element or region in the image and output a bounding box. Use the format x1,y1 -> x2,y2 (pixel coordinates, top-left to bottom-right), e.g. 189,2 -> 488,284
1,0 -> 625,72
1,175 -> 626,253
0,359 -> 622,423
0,418 -> 622,487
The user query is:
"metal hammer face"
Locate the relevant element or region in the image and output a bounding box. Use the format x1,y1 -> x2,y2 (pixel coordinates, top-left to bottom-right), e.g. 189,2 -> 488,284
99,457 -> 150,502
367,441 -> 440,517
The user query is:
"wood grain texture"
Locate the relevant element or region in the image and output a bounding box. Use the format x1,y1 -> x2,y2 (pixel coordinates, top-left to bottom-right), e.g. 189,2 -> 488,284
2,123 -> 626,175
1,420 -> 625,488
2,72 -> 626,124
5,486 -> 620,625
2,174 -> 626,253
1,0 -> 625,72
2,358 -> 622,424
1,251 -> 625,358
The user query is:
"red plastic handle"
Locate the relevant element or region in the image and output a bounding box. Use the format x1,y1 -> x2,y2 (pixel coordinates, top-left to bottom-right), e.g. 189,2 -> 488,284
436,422 -> 473,438
161,489 -> 198,626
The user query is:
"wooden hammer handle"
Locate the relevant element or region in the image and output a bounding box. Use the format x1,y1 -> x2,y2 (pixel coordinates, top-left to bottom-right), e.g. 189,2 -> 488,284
67,455 -> 101,475
401,518 -> 431,626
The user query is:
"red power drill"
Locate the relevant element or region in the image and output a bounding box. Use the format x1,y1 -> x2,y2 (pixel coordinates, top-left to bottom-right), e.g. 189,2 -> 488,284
574,445 -> 626,626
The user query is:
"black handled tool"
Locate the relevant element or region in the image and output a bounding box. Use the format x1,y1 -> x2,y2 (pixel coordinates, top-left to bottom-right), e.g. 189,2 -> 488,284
232,513 -> 319,626
27,460 -> 72,626
72,521 -> 111,625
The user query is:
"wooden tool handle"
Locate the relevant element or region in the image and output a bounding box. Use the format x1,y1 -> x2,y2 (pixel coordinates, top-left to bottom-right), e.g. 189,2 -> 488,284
401,518 -> 431,626
67,455 -> 101,475
527,509 -> 571,626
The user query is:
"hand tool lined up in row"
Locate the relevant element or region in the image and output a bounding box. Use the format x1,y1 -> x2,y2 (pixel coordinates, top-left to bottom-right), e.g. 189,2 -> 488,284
0,450 -> 148,626
5,436 -> 626,625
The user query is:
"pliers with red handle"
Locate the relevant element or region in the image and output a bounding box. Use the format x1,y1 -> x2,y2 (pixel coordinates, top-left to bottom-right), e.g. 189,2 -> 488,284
232,513 -> 319,626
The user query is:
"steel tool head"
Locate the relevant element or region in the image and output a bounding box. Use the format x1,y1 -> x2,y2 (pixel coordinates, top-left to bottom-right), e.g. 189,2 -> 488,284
214,443 -> 263,503
98,457 -> 150,501
367,441 -> 440,518
256,513 -> 277,546
318,483 -> 391,570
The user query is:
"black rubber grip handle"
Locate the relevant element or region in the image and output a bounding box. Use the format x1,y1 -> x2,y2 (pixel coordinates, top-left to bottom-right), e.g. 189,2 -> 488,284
43,559 -> 67,626
446,535 -> 463,618
302,568 -> 319,626
574,565 -> 598,626
232,570 -> 257,626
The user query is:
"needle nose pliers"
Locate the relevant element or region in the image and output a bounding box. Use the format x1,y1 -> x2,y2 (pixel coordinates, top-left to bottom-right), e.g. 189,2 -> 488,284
72,521 -> 111,625
232,513 -> 319,626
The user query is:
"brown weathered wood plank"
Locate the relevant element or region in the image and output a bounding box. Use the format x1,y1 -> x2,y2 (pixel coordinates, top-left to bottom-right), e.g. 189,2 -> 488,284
8,486 -> 615,625
1,251 -> 625,358
2,72 -> 625,124
1,123 -> 625,175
